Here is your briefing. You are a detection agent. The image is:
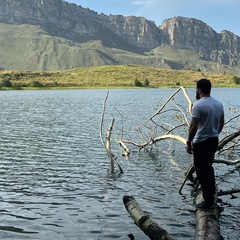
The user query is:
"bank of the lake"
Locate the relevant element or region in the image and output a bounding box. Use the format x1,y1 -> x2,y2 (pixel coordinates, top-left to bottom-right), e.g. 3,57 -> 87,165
1,65 -> 240,90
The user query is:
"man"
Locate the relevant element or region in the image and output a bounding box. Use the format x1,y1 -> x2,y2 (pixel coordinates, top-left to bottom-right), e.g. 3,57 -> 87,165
186,79 -> 224,209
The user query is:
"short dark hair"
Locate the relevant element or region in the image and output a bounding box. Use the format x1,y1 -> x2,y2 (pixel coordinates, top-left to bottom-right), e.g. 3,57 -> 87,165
197,78 -> 211,94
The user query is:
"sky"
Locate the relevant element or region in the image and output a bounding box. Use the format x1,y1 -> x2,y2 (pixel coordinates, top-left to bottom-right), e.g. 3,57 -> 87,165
68,0 -> 240,37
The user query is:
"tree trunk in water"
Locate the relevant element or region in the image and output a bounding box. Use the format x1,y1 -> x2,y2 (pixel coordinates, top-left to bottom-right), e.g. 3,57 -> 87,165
106,118 -> 115,173
194,190 -> 221,240
123,196 -> 176,240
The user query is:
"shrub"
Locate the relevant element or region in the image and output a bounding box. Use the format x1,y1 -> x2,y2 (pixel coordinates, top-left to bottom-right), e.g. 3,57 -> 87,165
232,75 -> 240,84
134,79 -> 142,87
176,81 -> 180,86
29,80 -> 43,87
12,73 -> 23,79
0,79 -> 12,87
192,68 -> 201,72
143,78 -> 150,87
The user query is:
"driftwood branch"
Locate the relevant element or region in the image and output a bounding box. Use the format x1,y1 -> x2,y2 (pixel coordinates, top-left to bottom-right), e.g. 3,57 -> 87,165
179,163 -> 194,194
218,128 -> 240,150
118,134 -> 187,151
123,196 -> 176,240
100,91 -> 123,174
139,86 -> 192,127
100,92 -> 109,148
106,118 -> 115,173
214,159 -> 240,165
224,113 -> 240,125
118,140 -> 130,157
217,188 -> 240,196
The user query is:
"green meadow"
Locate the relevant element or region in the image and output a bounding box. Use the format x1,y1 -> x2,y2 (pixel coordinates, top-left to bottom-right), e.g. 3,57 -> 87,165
0,65 -> 239,90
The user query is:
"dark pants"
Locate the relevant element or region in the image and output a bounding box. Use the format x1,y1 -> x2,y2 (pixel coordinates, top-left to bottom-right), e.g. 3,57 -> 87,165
193,137 -> 218,205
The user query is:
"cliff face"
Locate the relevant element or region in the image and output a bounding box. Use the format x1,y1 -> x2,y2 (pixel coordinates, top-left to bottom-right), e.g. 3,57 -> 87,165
217,31 -> 240,66
160,17 -> 219,59
160,17 -> 240,66
0,0 -> 103,38
0,0 -> 240,71
107,15 -> 162,49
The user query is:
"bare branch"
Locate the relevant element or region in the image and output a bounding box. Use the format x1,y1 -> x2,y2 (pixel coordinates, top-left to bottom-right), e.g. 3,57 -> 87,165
118,134 -> 187,151
139,86 -> 191,127
217,188 -> 240,196
181,86 -> 192,114
224,113 -> 240,125
106,118 -> 115,173
100,91 -> 109,148
218,129 -> 240,150
118,140 -> 130,157
170,101 -> 190,126
214,159 -> 240,165
100,92 -> 123,174
179,164 -> 194,194
152,134 -> 186,145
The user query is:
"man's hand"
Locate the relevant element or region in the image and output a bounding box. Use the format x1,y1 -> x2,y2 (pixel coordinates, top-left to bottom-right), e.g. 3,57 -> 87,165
186,144 -> 193,154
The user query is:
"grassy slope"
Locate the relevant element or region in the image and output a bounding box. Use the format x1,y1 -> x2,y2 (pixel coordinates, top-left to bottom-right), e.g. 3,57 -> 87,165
0,23 -> 117,71
1,23 -> 240,74
0,65 -> 238,89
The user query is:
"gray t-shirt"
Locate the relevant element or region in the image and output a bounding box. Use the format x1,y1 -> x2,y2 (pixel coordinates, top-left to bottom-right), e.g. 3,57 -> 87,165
192,96 -> 224,143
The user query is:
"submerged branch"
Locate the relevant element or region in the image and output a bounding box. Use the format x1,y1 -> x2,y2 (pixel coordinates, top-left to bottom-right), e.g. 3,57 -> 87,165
100,92 -> 123,173
100,91 -> 109,148
118,134 -> 186,151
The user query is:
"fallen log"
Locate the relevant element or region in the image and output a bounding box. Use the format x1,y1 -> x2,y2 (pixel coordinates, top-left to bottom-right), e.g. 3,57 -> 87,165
217,188 -> 240,196
123,196 -> 176,240
194,190 -> 221,240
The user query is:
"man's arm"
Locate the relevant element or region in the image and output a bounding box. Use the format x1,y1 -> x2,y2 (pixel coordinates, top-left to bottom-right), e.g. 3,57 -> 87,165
218,113 -> 224,134
187,117 -> 199,143
186,117 -> 199,154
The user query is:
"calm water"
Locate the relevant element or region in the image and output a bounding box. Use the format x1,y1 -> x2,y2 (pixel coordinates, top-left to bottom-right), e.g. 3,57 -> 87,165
0,88 -> 239,239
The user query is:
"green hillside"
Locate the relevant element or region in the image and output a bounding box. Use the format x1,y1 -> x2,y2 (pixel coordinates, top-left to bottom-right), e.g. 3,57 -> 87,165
0,23 -> 118,71
1,23 -> 240,74
0,65 -> 239,89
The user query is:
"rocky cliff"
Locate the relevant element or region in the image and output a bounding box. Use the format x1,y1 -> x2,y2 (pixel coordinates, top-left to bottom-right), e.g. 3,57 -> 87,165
160,17 -> 240,67
0,0 -> 240,71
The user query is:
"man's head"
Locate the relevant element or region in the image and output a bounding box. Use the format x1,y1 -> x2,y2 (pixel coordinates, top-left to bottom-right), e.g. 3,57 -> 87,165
196,78 -> 211,99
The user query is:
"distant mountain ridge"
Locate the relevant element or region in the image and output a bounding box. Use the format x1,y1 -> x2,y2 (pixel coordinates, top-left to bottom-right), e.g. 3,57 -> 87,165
0,0 -> 240,72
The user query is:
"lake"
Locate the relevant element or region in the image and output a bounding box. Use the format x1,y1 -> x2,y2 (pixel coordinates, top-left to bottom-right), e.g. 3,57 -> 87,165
0,88 -> 239,239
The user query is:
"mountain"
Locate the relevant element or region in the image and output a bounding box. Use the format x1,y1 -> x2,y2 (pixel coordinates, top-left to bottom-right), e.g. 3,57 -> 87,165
0,0 -> 240,73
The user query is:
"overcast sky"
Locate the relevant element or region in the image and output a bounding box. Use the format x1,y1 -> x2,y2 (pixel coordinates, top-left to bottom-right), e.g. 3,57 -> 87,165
68,0 -> 240,37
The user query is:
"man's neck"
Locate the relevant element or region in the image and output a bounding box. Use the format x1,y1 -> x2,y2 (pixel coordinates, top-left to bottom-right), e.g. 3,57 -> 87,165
200,93 -> 210,98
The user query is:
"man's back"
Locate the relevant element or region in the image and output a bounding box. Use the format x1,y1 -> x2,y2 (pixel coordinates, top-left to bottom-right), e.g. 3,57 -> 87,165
192,96 -> 224,143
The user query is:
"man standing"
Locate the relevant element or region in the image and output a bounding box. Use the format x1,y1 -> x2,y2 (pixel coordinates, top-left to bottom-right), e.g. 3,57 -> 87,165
186,79 -> 224,209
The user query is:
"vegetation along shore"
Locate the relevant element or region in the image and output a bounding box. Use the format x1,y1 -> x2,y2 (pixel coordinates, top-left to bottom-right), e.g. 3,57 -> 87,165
0,65 -> 240,90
